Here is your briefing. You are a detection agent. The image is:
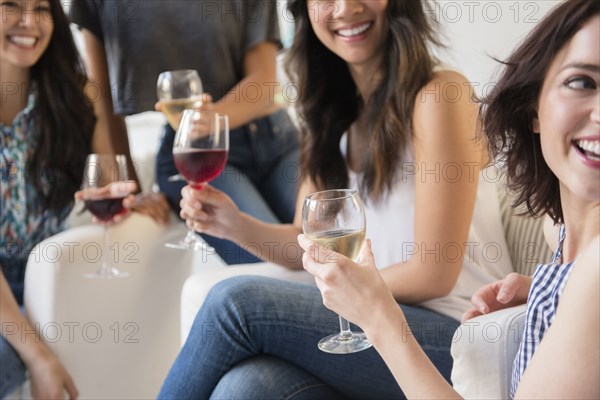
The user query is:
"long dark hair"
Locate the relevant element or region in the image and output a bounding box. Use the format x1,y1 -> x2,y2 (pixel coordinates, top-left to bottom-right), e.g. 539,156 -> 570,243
285,0 -> 441,201
482,0 -> 600,224
29,0 -> 95,213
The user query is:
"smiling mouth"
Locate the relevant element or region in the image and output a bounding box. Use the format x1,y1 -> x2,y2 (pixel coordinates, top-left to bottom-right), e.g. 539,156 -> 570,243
8,35 -> 38,48
574,139 -> 600,161
336,22 -> 373,38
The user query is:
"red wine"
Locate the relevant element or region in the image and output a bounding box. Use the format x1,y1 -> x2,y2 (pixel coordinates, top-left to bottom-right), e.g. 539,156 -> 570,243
173,149 -> 228,188
85,197 -> 127,222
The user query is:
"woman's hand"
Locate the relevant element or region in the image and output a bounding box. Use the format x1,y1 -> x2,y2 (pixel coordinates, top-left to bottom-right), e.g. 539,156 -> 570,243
26,348 -> 78,399
180,185 -> 242,240
298,235 -> 397,331
75,181 -> 137,224
154,93 -> 215,113
127,192 -> 171,225
462,273 -> 532,322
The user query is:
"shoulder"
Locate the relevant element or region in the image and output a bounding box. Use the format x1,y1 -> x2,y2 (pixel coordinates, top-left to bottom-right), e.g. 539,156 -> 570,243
412,70 -> 478,140
559,235 -> 599,308
414,70 -> 475,110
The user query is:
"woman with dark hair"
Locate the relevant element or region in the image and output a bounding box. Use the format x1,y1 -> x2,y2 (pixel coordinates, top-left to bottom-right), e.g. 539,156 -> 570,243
300,0 -> 599,398
0,0 -> 112,397
159,0 -> 513,398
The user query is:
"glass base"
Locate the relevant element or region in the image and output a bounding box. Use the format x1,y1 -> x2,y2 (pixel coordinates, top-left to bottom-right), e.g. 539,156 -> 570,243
318,331 -> 372,354
84,266 -> 128,279
165,231 -> 215,252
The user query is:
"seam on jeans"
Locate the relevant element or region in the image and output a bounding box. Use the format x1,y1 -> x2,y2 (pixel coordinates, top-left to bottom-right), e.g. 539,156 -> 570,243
284,383 -> 330,400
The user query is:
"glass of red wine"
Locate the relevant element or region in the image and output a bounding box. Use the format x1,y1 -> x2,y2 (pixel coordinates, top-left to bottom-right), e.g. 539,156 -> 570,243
81,154 -> 131,279
166,110 -> 229,251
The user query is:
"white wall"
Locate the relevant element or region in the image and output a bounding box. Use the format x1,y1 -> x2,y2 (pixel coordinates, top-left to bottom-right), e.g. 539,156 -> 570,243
432,0 -> 560,95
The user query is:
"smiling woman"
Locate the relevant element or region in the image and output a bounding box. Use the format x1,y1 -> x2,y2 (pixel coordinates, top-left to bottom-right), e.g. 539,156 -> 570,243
158,0 -> 516,398
0,0 -> 53,69
308,0 -> 388,71
0,0 -> 111,397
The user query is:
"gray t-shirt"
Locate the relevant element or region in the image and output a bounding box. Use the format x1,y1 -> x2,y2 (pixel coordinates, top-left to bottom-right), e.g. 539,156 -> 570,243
71,0 -> 281,115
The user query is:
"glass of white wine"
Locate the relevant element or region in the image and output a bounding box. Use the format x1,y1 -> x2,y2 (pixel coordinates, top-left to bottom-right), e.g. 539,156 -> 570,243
302,189 -> 372,354
156,69 -> 203,130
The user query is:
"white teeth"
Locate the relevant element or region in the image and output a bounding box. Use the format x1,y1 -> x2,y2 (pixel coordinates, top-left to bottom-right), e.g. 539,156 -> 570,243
576,140 -> 600,157
337,22 -> 372,38
9,35 -> 37,47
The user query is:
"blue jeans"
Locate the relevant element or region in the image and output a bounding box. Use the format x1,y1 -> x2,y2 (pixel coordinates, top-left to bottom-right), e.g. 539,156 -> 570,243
158,276 -> 460,399
156,110 -> 300,264
0,332 -> 27,398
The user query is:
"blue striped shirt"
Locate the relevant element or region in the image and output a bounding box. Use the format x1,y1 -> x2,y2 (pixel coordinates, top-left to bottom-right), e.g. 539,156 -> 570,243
510,225 -> 574,397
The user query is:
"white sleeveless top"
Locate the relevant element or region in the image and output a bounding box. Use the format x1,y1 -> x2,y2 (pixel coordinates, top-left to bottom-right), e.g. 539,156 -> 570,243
340,134 -> 513,320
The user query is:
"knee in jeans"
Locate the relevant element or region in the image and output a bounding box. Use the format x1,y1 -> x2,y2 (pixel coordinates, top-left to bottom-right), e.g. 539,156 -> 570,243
204,276 -> 272,312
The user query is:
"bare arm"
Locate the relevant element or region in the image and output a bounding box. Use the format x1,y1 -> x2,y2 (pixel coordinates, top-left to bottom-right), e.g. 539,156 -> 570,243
514,235 -> 599,398
300,237 -> 462,398
79,29 -> 138,186
0,270 -> 78,399
380,71 -> 485,303
182,179 -> 317,268
81,29 -> 171,224
210,42 -> 280,130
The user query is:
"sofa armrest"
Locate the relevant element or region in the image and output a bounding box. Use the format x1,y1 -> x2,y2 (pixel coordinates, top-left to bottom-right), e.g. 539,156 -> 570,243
451,305 -> 526,399
23,214 -> 215,398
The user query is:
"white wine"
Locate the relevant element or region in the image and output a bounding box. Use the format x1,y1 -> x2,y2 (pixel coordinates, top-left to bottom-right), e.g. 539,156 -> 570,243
159,96 -> 202,129
308,228 -> 365,261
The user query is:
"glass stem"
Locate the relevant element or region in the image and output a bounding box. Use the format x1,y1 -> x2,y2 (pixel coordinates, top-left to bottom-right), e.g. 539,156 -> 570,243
184,229 -> 197,243
338,316 -> 353,339
101,224 -> 109,273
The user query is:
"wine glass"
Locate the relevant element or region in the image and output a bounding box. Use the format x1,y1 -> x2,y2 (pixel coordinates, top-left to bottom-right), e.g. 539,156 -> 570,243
81,154 -> 132,279
302,189 -> 372,354
157,69 -> 203,130
165,110 -> 229,251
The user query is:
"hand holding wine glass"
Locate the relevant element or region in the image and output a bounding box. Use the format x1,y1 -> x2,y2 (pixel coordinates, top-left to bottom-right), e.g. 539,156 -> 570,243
156,69 -> 203,130
301,189 -> 372,354
76,154 -> 136,279
166,110 -> 229,251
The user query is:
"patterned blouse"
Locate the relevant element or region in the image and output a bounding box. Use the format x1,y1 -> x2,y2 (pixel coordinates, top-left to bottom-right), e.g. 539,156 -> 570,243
510,225 -> 574,397
1,94 -> 71,304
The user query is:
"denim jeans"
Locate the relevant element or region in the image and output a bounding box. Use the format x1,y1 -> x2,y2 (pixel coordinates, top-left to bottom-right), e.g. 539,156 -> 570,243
158,276 -> 460,399
0,334 -> 26,398
156,110 -> 300,264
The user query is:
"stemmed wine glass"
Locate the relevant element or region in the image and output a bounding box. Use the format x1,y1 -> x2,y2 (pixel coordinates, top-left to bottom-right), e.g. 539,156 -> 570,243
81,154 -> 132,279
302,189 -> 372,354
157,69 -> 203,130
165,109 -> 229,251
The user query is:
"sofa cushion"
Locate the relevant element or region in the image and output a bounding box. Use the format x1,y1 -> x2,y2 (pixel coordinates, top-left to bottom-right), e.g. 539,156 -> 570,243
451,305 -> 527,399
497,185 -> 553,276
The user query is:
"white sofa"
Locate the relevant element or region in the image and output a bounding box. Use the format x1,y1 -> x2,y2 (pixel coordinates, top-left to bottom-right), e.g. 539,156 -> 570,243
13,114 -> 228,398
450,186 -> 553,398
21,213 -> 225,399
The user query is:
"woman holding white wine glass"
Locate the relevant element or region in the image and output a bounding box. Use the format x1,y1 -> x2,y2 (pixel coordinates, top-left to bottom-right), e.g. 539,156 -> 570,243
72,0 -> 294,237
159,1 -> 512,398
302,189 -> 369,354
156,69 -> 203,132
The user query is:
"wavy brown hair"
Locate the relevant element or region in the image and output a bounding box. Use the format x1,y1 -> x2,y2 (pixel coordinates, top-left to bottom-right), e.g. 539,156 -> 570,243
285,0 -> 441,202
28,0 -> 95,214
482,0 -> 599,224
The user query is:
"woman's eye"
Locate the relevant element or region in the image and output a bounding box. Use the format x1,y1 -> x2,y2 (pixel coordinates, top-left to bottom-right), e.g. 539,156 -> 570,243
0,1 -> 19,8
565,76 -> 597,90
35,2 -> 50,12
